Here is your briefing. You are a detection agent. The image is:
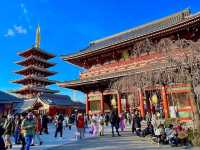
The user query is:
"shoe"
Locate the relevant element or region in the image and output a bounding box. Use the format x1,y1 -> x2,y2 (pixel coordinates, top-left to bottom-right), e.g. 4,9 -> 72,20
31,144 -> 35,146
112,134 -> 115,137
118,134 -> 121,136
40,141 -> 43,145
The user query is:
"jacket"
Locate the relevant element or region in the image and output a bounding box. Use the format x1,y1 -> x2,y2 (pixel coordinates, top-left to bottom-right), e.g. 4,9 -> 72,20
3,119 -> 14,135
21,118 -> 35,136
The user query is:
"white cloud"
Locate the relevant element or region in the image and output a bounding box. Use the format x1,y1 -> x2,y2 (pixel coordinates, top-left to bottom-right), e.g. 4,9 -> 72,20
14,25 -> 27,34
4,25 -> 27,37
4,28 -> 15,37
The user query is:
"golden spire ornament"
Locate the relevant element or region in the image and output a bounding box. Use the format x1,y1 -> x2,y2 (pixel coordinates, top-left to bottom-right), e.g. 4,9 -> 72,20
35,24 -> 40,48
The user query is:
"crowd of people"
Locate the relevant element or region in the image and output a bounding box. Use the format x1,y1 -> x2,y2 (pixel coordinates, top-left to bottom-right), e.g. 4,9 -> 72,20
0,112 -> 75,150
131,111 -> 191,147
0,109 -> 192,150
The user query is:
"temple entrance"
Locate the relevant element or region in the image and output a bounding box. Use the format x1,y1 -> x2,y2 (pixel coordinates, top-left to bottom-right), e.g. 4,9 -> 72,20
144,89 -> 163,118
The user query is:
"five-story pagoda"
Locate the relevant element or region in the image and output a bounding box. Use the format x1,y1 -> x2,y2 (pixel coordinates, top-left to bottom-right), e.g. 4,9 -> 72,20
12,25 -> 58,98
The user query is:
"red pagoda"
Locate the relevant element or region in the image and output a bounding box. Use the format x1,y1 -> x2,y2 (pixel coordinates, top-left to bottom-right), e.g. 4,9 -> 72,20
12,25 -> 58,99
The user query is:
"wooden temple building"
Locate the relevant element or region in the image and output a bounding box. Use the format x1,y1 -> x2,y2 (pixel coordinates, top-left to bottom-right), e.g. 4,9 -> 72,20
0,91 -> 22,118
59,9 -> 200,123
12,25 -> 83,116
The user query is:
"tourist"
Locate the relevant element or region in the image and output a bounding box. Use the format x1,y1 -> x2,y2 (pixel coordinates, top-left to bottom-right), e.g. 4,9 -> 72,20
134,112 -> 141,136
14,114 -> 21,144
0,125 -> 6,150
110,110 -> 121,137
41,114 -> 49,134
141,121 -> 154,137
34,114 -> 43,145
154,124 -> 166,144
164,124 -> 178,146
21,112 -> 36,150
119,113 -> 125,131
54,113 -> 64,138
99,114 -> 105,136
19,113 -> 26,150
3,114 -> 14,149
76,113 -> 85,139
176,125 -> 189,146
151,113 -> 160,133
68,115 -> 73,130
145,112 -> 151,122
105,113 -> 110,126
63,116 -> 68,130
131,112 -> 136,134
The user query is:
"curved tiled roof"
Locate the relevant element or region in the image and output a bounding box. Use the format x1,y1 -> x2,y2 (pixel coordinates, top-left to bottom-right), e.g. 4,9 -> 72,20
15,65 -> 57,76
62,9 -> 200,60
12,75 -> 56,85
18,47 -> 55,59
38,93 -> 74,106
0,91 -> 23,103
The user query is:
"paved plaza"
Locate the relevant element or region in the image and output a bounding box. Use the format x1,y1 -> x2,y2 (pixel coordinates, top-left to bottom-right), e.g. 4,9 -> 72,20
47,131 -> 199,150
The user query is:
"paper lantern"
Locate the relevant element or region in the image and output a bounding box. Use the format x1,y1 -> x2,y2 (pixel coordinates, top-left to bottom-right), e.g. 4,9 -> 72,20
151,94 -> 158,104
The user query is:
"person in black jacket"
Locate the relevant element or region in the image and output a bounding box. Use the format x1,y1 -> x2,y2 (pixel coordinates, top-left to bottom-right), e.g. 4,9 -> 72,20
42,115 -> 49,134
110,110 -> 121,137
0,125 -> 6,150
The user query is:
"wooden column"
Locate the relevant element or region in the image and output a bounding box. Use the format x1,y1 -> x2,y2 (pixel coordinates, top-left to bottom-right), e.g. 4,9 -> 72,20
139,89 -> 145,118
161,86 -> 169,119
100,92 -> 104,114
117,92 -> 122,114
86,94 -> 89,114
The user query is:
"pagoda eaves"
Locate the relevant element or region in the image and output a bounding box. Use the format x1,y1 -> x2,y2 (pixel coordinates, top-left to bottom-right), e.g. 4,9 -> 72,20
15,65 -> 57,77
16,55 -> 56,68
18,47 -> 55,59
12,75 -> 56,85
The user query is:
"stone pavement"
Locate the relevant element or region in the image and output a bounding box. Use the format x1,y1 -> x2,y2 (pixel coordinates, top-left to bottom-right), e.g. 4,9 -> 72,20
47,131 -> 199,150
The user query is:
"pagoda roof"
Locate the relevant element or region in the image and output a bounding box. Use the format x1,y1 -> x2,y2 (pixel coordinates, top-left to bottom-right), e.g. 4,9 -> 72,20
12,75 -> 56,85
62,9 -> 200,62
15,65 -> 57,77
12,85 -> 59,94
16,55 -> 56,68
0,90 -> 23,104
18,47 -> 55,59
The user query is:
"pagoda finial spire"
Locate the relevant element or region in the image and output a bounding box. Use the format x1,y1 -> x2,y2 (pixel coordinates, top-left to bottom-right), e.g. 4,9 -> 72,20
35,24 -> 40,48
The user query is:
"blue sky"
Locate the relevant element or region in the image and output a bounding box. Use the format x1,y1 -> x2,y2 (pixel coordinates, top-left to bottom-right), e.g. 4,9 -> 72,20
0,0 -> 200,102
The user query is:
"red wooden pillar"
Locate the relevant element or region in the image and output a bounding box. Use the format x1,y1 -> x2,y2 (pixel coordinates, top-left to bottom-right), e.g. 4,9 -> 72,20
117,92 -> 122,114
139,89 -> 145,118
100,92 -> 104,114
86,94 -> 89,114
161,86 -> 169,119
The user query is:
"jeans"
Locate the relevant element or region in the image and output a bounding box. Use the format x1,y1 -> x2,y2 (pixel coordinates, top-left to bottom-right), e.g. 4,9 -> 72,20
54,127 -> 63,137
77,128 -> 84,139
111,124 -> 120,136
14,131 -> 20,144
25,135 -> 33,150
